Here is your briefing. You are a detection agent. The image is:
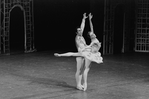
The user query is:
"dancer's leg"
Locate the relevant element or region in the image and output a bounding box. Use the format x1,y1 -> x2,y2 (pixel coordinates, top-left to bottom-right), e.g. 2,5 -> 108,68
83,58 -> 91,91
76,57 -> 84,90
54,52 -> 82,57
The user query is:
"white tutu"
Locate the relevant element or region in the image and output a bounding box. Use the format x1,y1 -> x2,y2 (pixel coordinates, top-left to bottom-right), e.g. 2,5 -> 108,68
81,50 -> 103,64
77,38 -> 103,64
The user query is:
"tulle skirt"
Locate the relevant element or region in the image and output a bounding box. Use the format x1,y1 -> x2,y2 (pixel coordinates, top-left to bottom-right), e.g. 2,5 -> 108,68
80,48 -> 103,64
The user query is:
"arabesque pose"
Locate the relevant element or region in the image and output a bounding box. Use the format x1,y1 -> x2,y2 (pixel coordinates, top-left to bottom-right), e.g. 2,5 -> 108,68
54,13 -> 103,91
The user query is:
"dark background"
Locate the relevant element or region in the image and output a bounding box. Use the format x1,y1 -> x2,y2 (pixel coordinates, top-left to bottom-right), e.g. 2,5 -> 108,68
9,0 -> 136,54
33,0 -> 104,52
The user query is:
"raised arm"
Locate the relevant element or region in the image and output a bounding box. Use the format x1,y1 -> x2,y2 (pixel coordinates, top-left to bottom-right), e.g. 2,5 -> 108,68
89,13 -> 94,33
80,13 -> 88,33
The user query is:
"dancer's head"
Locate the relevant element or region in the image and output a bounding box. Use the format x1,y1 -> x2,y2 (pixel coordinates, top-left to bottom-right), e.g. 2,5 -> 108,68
89,31 -> 96,39
77,28 -> 83,36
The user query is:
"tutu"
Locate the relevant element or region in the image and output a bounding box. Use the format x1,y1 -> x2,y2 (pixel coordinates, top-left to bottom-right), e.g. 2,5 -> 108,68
76,36 -> 103,64
81,50 -> 103,64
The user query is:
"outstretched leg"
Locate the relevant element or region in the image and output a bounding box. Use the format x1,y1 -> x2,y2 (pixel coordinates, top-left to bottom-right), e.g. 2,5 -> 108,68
76,57 -> 84,90
54,52 -> 82,57
83,58 -> 91,91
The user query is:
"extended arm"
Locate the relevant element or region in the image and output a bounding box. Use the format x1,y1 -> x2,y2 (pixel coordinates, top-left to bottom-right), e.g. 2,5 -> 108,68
80,13 -> 88,33
89,13 -> 94,33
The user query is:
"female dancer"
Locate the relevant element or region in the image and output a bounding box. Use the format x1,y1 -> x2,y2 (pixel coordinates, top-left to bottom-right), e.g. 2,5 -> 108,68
82,13 -> 103,91
54,13 -> 102,91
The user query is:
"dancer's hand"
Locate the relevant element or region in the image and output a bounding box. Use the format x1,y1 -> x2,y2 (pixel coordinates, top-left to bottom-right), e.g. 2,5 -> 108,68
89,13 -> 93,20
83,13 -> 88,19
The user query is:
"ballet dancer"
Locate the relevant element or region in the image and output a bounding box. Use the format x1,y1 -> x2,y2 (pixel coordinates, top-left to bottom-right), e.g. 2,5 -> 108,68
74,13 -> 88,91
54,13 -> 103,91
82,13 -> 103,91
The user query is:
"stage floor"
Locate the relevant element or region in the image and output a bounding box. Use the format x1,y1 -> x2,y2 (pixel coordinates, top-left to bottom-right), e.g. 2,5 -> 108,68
0,51 -> 149,99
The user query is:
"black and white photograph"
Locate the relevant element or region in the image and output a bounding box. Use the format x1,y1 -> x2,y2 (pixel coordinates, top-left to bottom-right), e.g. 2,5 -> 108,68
0,0 -> 149,99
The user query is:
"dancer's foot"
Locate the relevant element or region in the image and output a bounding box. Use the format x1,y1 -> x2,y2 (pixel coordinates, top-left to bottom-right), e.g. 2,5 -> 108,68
54,53 -> 60,57
77,85 -> 84,91
83,83 -> 87,91
81,84 -> 84,89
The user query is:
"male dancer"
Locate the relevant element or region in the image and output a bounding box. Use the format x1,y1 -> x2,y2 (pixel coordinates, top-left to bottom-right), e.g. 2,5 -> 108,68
74,13 -> 88,90
55,13 -> 88,90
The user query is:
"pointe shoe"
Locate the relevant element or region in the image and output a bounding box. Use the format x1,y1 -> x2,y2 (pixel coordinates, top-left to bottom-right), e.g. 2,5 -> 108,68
77,85 -> 84,91
81,84 -> 84,89
83,83 -> 87,91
